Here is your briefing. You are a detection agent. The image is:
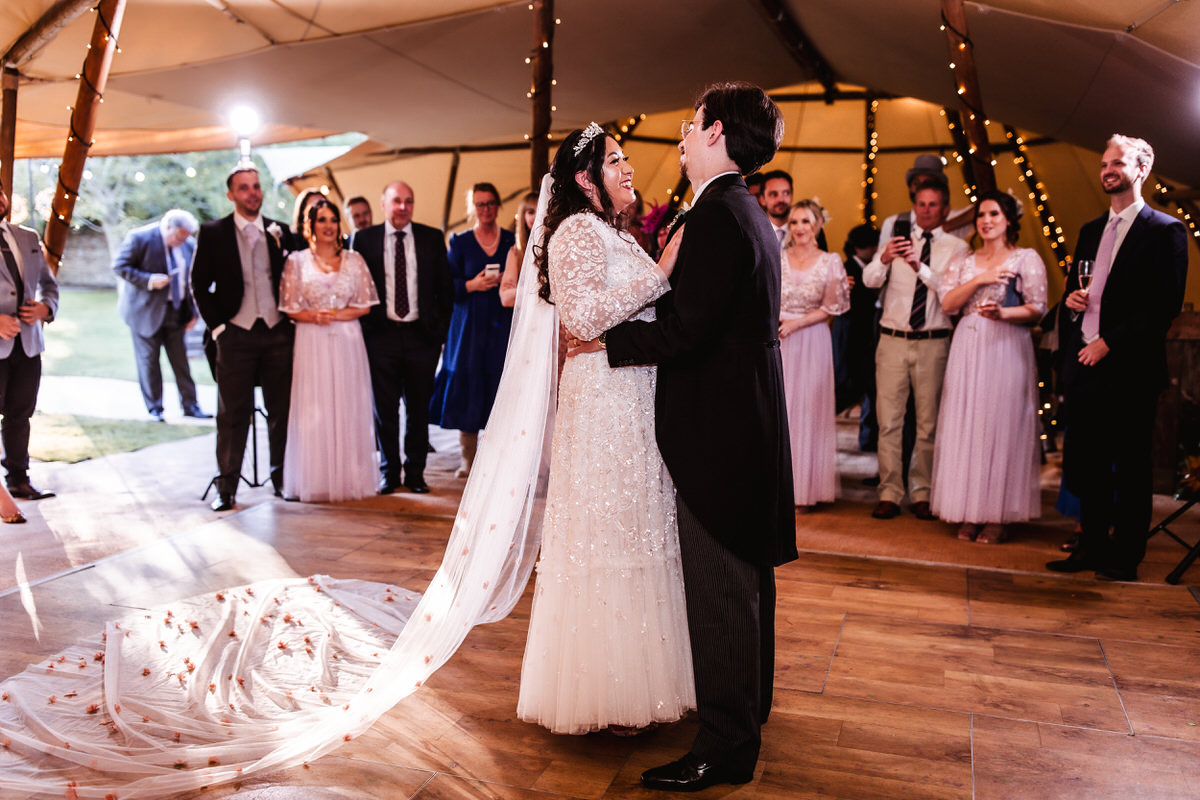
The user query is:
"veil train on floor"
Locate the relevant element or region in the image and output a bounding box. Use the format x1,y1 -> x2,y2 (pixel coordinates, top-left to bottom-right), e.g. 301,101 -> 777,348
0,176 -> 559,799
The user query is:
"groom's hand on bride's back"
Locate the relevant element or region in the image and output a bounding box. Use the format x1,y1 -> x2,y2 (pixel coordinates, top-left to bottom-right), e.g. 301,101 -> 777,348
566,336 -> 603,358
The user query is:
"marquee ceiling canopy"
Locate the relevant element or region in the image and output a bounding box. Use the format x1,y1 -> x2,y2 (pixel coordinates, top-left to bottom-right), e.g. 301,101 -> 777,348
2,0 -> 1198,185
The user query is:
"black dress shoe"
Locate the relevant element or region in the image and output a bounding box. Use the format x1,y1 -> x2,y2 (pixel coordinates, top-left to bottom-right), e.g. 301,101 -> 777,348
377,475 -> 401,495
149,409 -> 165,422
7,481 -> 55,500
404,474 -> 430,494
641,753 -> 753,792
910,500 -> 937,520
210,493 -> 236,512
183,404 -> 213,419
1046,552 -> 1096,573
871,500 -> 901,519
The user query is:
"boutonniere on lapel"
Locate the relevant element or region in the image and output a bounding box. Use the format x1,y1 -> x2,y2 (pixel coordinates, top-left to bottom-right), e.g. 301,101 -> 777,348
266,222 -> 284,250
669,202 -> 690,231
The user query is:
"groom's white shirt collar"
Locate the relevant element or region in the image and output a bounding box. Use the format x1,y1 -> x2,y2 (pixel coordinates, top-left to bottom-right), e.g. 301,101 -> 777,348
692,170 -> 739,204
233,211 -> 264,234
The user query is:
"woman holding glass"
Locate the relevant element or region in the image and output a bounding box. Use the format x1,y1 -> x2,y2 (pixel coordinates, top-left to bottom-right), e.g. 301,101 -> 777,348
279,199 -> 380,502
930,191 -> 1048,542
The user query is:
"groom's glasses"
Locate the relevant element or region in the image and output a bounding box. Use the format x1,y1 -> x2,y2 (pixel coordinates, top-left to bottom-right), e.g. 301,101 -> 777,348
680,119 -> 695,139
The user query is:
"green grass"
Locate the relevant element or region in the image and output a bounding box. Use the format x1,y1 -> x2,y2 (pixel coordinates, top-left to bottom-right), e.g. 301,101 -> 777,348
29,411 -> 210,463
42,287 -> 214,385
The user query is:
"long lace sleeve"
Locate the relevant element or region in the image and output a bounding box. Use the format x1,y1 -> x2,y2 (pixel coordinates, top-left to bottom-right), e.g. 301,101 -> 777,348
278,252 -> 306,313
344,250 -> 380,308
819,252 -> 851,315
549,214 -> 669,340
1015,248 -> 1049,315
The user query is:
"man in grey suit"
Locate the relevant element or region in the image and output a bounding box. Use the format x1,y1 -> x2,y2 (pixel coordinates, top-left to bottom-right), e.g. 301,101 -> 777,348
0,174 -> 58,500
113,209 -> 210,422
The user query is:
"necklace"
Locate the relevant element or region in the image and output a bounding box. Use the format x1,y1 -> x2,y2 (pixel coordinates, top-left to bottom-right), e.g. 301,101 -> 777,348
475,225 -> 500,255
311,248 -> 341,273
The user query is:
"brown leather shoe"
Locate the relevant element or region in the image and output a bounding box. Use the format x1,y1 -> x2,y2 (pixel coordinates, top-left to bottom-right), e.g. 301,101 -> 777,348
911,501 -> 937,520
871,500 -> 901,519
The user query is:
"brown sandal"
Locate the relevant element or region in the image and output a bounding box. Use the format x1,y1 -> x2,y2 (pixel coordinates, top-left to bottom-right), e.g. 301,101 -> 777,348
2,511 -> 26,524
957,522 -> 979,541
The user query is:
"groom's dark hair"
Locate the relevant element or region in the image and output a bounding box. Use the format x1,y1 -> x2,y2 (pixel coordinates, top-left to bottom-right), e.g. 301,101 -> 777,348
696,82 -> 783,175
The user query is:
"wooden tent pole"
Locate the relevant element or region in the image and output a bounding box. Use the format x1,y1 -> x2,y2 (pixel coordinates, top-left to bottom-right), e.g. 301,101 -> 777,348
1,67 -> 16,218
442,150 -> 461,233
529,0 -> 554,189
43,0 -> 126,274
861,95 -> 879,225
3,0 -> 98,67
940,0 -> 994,197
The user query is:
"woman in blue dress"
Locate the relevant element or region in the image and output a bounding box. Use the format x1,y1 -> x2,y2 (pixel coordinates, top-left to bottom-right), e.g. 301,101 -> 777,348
429,181 -> 516,477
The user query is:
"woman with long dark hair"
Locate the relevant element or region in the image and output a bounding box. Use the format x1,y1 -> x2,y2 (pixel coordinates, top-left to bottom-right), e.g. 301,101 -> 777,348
516,123 -> 693,736
931,190 -> 1048,542
278,198 -> 379,501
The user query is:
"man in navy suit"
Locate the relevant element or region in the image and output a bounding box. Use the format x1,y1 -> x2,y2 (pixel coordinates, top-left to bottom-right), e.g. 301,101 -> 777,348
351,181 -> 453,495
1048,134 -> 1188,582
113,209 -> 210,422
595,82 -> 795,792
191,166 -> 295,511
0,174 -> 58,500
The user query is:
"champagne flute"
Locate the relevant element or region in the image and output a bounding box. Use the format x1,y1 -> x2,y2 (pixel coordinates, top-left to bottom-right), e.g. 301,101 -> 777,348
1076,259 -> 1094,293
1070,259 -> 1093,321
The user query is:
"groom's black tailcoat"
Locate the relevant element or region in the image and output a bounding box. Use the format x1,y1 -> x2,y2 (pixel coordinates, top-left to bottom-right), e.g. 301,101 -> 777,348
607,173 -> 796,566
605,173 -> 796,770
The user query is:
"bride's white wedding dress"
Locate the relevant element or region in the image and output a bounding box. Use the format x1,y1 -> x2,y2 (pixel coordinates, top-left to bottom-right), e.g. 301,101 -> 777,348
516,212 -> 695,734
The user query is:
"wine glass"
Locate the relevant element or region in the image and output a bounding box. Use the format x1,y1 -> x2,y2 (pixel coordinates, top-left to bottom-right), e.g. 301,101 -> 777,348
1070,259 -> 1093,321
1076,259 -> 1094,293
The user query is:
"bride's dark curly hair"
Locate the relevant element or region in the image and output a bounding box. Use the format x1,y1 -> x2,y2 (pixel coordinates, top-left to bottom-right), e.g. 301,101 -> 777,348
534,126 -> 625,302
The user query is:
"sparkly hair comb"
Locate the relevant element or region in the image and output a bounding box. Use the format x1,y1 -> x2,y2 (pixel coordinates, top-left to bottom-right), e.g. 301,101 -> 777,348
573,122 -> 605,156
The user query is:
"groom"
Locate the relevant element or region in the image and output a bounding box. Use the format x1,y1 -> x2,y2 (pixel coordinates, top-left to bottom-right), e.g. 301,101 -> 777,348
601,82 -> 796,790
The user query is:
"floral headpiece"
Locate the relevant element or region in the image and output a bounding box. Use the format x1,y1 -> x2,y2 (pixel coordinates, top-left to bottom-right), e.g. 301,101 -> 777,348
573,122 -> 605,156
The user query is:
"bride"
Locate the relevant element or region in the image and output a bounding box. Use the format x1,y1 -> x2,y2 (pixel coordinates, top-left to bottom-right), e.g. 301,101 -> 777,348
516,123 -> 694,734
0,127 -> 688,797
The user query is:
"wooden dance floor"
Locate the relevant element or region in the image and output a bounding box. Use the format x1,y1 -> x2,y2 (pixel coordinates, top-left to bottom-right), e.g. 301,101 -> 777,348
2,427 -> 1199,798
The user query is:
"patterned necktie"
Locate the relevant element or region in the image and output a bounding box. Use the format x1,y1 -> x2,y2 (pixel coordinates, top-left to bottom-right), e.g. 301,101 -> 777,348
908,232 -> 933,330
394,230 -> 410,318
1081,216 -> 1121,341
0,227 -> 24,303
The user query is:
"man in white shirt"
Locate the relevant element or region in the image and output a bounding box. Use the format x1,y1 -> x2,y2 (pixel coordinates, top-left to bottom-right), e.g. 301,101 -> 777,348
1047,134 -> 1188,582
757,169 -> 792,249
113,209 -> 209,422
0,174 -> 58,501
863,182 -> 968,520
351,181 -> 453,495
191,167 -> 296,511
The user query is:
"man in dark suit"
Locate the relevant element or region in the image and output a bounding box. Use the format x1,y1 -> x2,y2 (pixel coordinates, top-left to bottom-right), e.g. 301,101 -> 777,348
0,174 -> 58,501
1048,134 -> 1188,582
191,166 -> 295,511
597,83 -> 795,791
351,181 -> 453,495
113,209 -> 210,422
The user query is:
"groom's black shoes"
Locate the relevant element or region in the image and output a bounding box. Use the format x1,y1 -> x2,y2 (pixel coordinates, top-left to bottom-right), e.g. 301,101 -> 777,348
641,753 -> 753,792
404,472 -> 430,494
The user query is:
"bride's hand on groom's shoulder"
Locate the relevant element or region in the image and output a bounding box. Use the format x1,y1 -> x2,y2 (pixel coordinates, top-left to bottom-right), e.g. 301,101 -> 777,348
657,224 -> 685,277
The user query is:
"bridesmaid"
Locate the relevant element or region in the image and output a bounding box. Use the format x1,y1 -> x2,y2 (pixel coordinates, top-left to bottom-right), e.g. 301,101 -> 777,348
931,190 -> 1048,542
278,199 -> 380,502
778,199 -> 849,509
429,182 -> 516,478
